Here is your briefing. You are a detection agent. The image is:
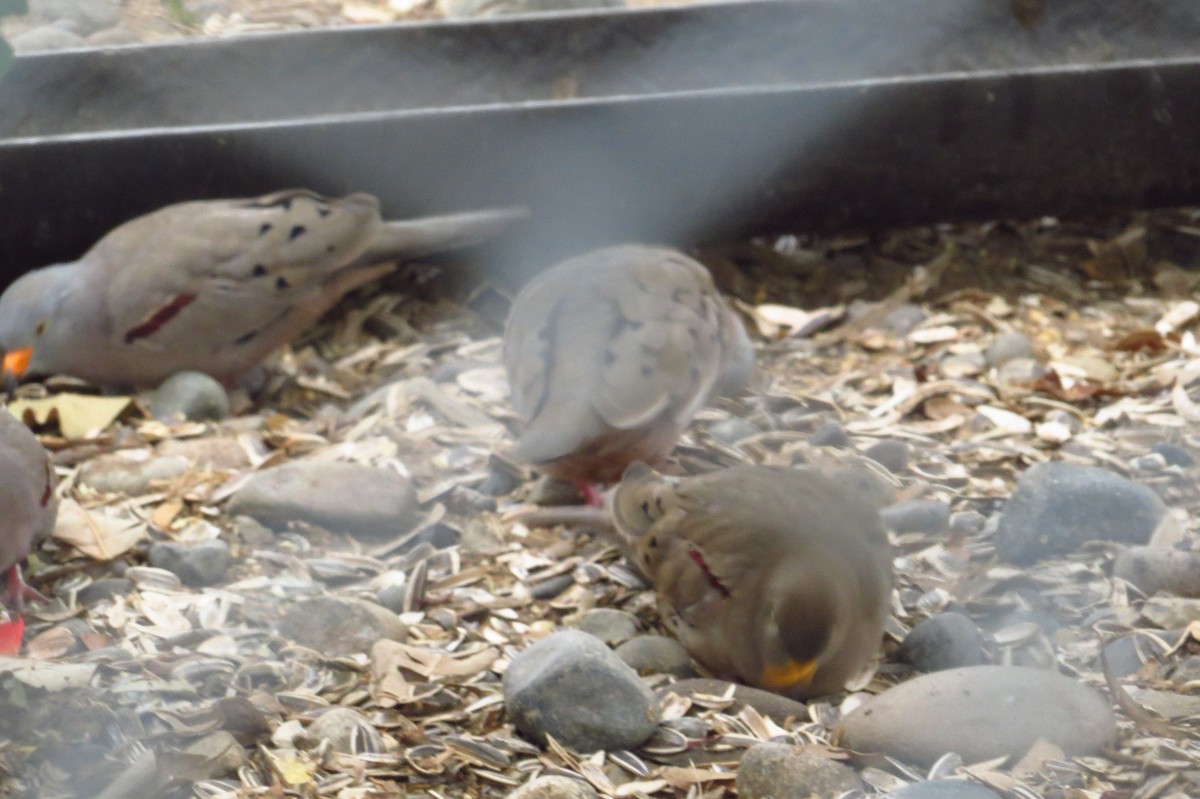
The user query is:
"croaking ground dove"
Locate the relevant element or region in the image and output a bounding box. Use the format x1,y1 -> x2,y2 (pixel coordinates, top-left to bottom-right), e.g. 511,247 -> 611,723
0,408 -> 58,652
609,462 -> 893,699
503,245 -> 754,499
0,190 -> 524,388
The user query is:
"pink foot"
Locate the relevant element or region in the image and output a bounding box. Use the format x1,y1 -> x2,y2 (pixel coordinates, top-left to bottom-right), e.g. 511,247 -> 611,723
577,483 -> 607,508
5,565 -> 47,612
0,617 -> 24,655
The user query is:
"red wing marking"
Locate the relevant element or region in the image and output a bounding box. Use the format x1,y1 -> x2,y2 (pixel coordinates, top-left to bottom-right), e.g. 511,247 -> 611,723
124,293 -> 198,344
41,463 -> 52,507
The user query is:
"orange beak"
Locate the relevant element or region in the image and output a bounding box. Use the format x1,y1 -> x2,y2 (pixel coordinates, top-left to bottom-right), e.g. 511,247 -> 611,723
760,658 -> 819,690
3,347 -> 32,381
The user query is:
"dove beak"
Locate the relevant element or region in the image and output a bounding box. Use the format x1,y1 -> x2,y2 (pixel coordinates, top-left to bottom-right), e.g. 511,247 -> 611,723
3,347 -> 32,388
760,658 -> 819,691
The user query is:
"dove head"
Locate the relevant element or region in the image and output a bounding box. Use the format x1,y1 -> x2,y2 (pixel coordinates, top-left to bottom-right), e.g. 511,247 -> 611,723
0,265 -> 77,385
608,462 -> 681,536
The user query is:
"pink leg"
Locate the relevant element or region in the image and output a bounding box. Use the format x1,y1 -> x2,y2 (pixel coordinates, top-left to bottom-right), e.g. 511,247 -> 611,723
577,483 -> 607,508
5,564 -> 46,611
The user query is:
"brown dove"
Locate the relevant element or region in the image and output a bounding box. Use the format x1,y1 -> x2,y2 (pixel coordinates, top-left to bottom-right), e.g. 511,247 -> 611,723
609,462 -> 893,699
0,190 -> 524,388
503,245 -> 753,497
0,409 -> 57,610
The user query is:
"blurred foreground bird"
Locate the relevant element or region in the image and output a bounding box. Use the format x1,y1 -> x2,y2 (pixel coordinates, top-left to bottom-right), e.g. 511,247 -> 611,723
503,245 -> 753,504
0,409 -> 57,653
609,462 -> 893,699
0,190 -> 525,388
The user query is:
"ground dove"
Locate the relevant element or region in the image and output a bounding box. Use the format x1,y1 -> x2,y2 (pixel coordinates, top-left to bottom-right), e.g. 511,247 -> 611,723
503,245 -> 753,497
0,190 -> 524,388
0,409 -> 57,652
609,463 -> 894,699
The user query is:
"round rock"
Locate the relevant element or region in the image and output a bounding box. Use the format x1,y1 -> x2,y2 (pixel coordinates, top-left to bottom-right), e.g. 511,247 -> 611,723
503,630 -> 657,752
836,665 -> 1117,766
887,779 -> 1002,799
657,678 -> 809,723
896,613 -> 986,672
77,577 -> 133,606
227,460 -> 418,539
79,453 -> 190,495
736,742 -> 862,799
985,331 -> 1036,368
994,462 -> 1165,563
504,775 -> 597,799
1113,546 -> 1200,598
279,596 -> 407,656
1150,442 -> 1194,468
615,635 -> 694,678
148,540 -> 232,587
308,707 -> 370,754
808,421 -> 851,449
577,608 -> 639,644
145,371 -> 231,422
865,438 -> 911,474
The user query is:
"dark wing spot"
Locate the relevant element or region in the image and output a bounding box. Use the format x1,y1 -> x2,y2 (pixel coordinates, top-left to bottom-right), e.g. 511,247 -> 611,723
641,365 -> 653,377
259,223 -> 272,235
289,225 -> 306,241
233,329 -> 261,346
643,553 -> 651,565
654,497 -> 664,513
280,197 -> 293,210
317,206 -> 331,218
40,463 -> 52,506
648,536 -> 658,548
641,500 -> 651,518
252,264 -> 268,277
124,294 -> 198,343
326,244 -> 336,253
276,276 -> 290,290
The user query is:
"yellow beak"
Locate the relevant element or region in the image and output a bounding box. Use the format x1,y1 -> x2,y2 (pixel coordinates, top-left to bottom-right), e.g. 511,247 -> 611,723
761,658 -> 819,690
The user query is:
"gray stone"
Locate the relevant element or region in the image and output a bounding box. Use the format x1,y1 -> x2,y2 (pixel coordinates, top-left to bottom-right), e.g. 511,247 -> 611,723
808,421 -> 850,449
577,608 -> 638,644
836,665 -> 1117,766
736,742 -> 862,799
146,371 -> 230,422
985,331 -> 1037,368
279,596 -> 407,656
233,516 -> 276,547
707,418 -> 759,446
994,357 -> 1044,386
157,436 -> 251,470
881,500 -> 950,534
896,613 -> 986,672
865,438 -> 910,474
308,707 -> 371,753
183,731 -> 247,777
374,571 -> 408,614
77,577 -> 133,605
10,25 -> 85,51
29,0 -> 121,32
887,780 -> 1002,799
994,462 -> 1166,563
615,635 -> 694,678
1170,655 -> 1200,686
1151,442 -> 1194,467
949,510 -> 988,535
1113,546 -> 1200,598
657,678 -> 809,724
148,540 -> 232,587
503,630 -> 657,751
227,460 -> 418,539
79,453 -> 191,495
503,775 -> 597,799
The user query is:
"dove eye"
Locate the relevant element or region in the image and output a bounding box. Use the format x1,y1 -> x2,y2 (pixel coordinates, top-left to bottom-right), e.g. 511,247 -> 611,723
35,320 -> 47,336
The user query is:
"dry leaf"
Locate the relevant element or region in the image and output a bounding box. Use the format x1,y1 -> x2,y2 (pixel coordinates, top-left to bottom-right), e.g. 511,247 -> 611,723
53,500 -> 147,561
8,393 -> 135,439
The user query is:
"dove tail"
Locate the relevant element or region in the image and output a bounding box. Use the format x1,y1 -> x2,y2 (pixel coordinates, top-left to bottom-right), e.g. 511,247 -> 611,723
362,207 -> 528,263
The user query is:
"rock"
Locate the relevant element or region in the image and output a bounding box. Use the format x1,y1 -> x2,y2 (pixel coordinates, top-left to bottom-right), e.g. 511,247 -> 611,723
1113,546 -> 1200,598
1140,597 -> 1200,629
949,510 -> 988,535
227,461 -> 418,539
657,678 -> 809,724
374,571 -> 408,614
148,540 -> 232,587
994,357 -> 1044,386
531,476 -> 585,506
896,613 -> 986,672
279,596 -> 407,656
530,574 -> 575,600
1101,630 -> 1174,678
29,0 -> 121,33
308,707 -> 370,753
707,418 -> 759,446
808,421 -> 850,449
994,462 -> 1166,563
77,577 -> 133,605
736,742 -> 862,799
503,630 -> 657,751
886,779 -> 1002,799
183,731 -> 247,777
232,516 -> 275,547
78,453 -> 190,495
157,436 -> 251,470
881,500 -> 950,534
577,608 -> 638,644
985,331 -> 1037,368
145,371 -> 231,422
615,635 -> 694,678
865,439 -> 910,474
1129,453 -> 1166,475
836,666 -> 1117,766
1125,687 -> 1200,720
10,25 -> 85,51
1150,442 -> 1194,468
504,775 -> 597,799
1171,655 -> 1200,686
